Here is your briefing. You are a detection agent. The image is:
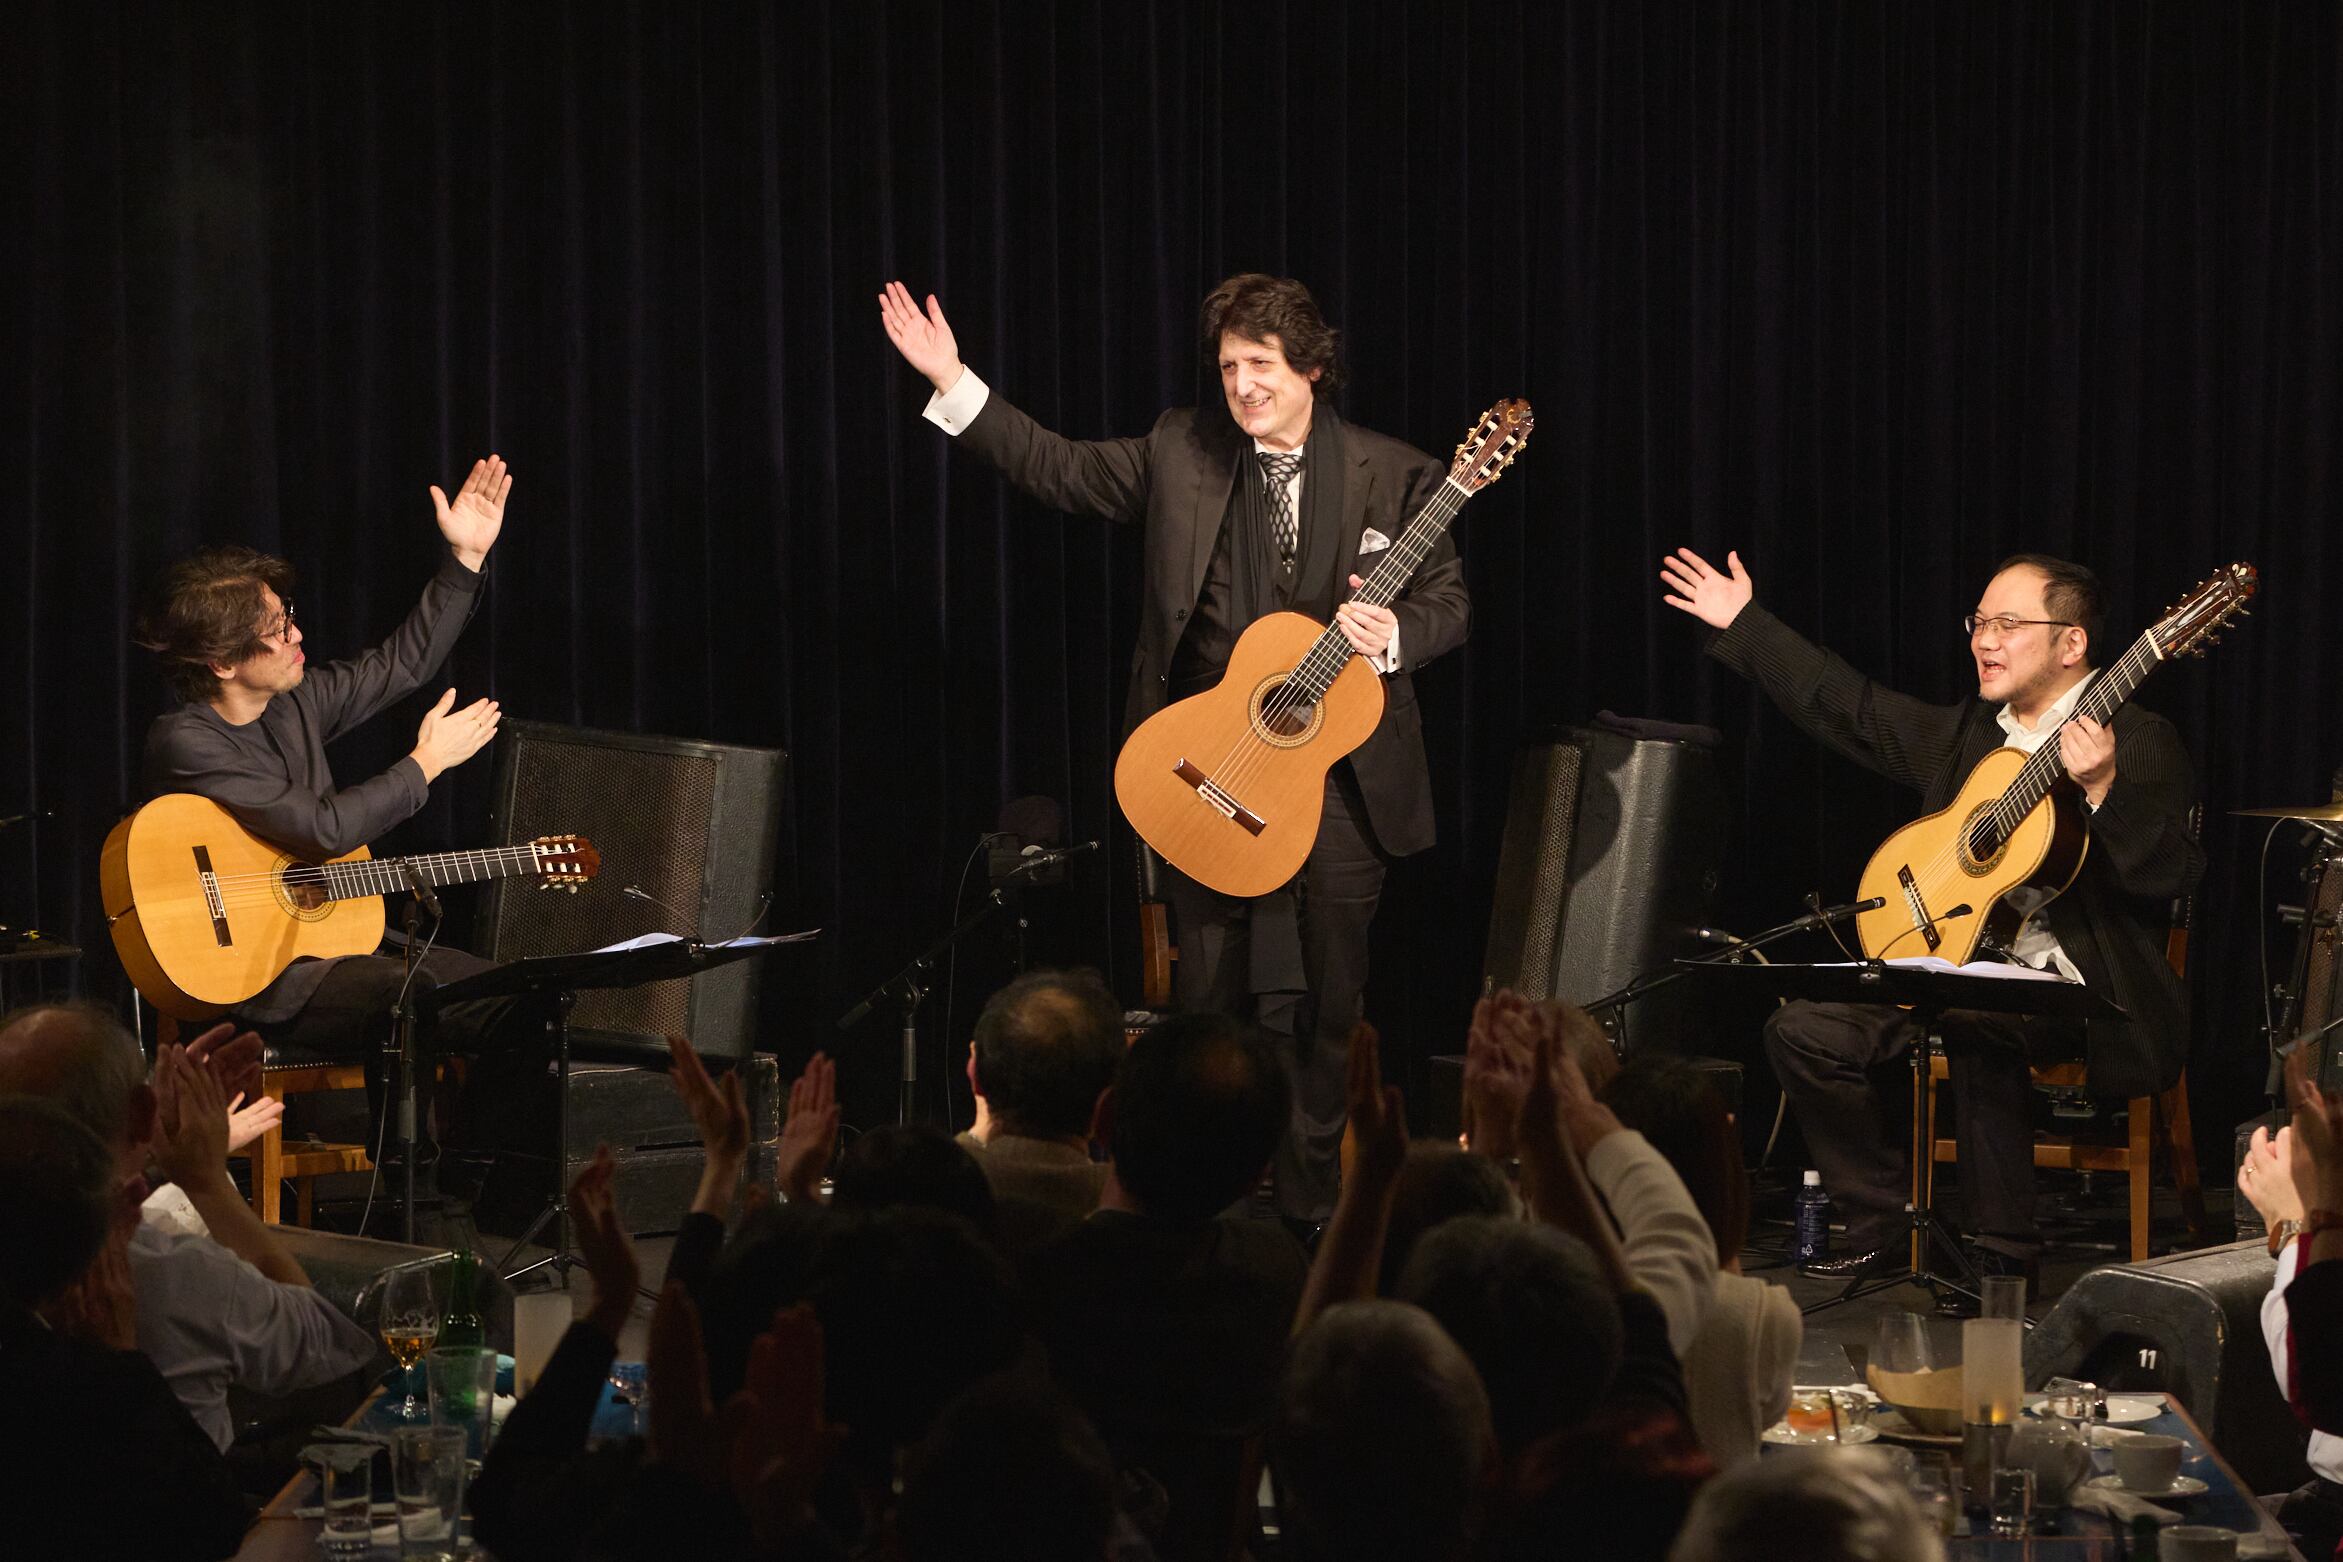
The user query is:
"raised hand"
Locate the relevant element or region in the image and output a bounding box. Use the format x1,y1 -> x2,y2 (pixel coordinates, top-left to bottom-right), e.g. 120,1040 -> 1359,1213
1659,547 -> 1755,630
776,1052 -> 839,1206
431,454 -> 511,569
411,688 -> 502,783
646,1280 -> 725,1481
2238,1124 -> 2302,1228
152,1044 -> 232,1195
2286,1046 -> 2343,1220
667,1033 -> 750,1166
224,1091 -> 286,1155
1461,995 -> 1534,1160
1344,1022 -> 1407,1187
181,1022 -> 264,1106
721,1303 -> 843,1550
877,280 -> 965,394
569,1146 -> 640,1342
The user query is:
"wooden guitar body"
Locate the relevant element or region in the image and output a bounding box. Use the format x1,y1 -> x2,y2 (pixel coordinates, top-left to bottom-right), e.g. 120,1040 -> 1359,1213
1114,612 -> 1386,899
101,794 -> 385,1019
1853,745 -> 2089,965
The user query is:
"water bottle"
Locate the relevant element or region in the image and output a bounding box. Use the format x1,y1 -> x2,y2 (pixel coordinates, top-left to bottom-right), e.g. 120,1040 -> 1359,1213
1793,1170 -> 1832,1263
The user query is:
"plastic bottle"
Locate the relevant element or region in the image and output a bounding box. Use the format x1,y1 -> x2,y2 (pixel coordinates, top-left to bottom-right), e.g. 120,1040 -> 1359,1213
1793,1169 -> 1832,1263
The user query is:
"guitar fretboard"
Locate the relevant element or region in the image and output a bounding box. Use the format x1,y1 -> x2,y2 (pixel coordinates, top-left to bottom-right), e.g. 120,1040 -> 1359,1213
295,846 -> 560,903
1975,631 -> 2164,850
1282,477 -> 1474,705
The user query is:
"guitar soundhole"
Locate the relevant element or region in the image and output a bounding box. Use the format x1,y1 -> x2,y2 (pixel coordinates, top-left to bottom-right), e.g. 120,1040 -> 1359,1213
276,862 -> 331,918
1248,674 -> 1325,749
1961,806 -> 2009,876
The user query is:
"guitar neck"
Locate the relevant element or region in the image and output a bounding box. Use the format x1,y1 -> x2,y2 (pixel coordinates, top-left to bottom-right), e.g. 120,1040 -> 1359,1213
1288,477 -> 1474,702
1985,629 -> 2164,835
318,846 -> 555,904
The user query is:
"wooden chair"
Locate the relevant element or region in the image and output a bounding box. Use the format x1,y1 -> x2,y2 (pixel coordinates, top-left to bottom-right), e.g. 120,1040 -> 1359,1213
1919,813 -> 2209,1262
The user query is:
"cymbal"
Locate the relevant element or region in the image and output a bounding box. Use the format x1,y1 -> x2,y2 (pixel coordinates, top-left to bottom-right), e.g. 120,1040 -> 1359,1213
2233,802 -> 2343,821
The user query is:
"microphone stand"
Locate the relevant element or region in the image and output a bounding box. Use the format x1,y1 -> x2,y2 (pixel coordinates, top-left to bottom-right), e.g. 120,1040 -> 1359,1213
1585,897 -> 1885,1019
837,889 -> 1017,1125
390,890 -> 434,1243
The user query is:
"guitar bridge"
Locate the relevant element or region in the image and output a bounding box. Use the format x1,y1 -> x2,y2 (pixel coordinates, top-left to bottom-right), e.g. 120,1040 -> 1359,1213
1172,760 -> 1266,837
1895,865 -> 1940,954
193,845 -> 232,948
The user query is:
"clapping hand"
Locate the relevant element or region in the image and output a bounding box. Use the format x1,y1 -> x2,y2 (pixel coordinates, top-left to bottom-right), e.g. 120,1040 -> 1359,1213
2287,1046 -> 2343,1221
776,1052 -> 839,1206
152,1043 -> 232,1196
877,281 -> 965,395
431,454 -> 511,570
180,1022 -> 264,1107
224,1091 -> 285,1155
1462,992 -> 1535,1160
2238,1123 -> 2302,1229
1344,1022 -> 1407,1188
570,1147 -> 640,1343
647,1286 -> 840,1547
1659,547 -> 1755,630
669,1032 -> 752,1217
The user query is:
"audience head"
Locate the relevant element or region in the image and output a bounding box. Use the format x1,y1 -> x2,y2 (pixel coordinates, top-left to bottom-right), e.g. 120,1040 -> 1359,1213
969,968 -> 1123,1142
896,1372 -> 1119,1562
1668,1446 -> 1944,1562
1379,1143 -> 1518,1296
1105,1012 -> 1290,1222
831,1123 -> 998,1234
1271,1301 -> 1493,1562
0,1094 -> 120,1314
1601,1055 -> 1749,1266
133,544 -> 300,703
0,1002 -> 153,1173
1397,1214 -> 1623,1455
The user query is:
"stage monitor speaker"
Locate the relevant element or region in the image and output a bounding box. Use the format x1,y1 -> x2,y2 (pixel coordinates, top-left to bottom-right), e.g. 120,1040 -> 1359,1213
2025,1240 -> 2307,1496
1481,725 -> 1726,1055
2285,836 -> 2343,1092
475,720 -> 786,1061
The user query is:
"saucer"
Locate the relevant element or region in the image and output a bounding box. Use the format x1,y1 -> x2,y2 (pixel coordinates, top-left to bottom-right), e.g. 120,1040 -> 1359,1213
1762,1422 -> 1879,1446
2028,1393 -> 2164,1425
2084,1473 -> 2208,1499
1869,1409 -> 1962,1447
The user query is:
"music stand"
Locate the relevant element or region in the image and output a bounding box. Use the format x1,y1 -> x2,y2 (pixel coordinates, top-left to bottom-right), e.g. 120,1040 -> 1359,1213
1672,959 -> 2126,1316
423,935 -> 797,1285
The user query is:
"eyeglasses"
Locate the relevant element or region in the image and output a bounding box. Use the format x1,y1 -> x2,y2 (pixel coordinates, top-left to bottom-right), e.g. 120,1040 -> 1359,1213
1962,613 -> 2072,638
258,599 -> 297,644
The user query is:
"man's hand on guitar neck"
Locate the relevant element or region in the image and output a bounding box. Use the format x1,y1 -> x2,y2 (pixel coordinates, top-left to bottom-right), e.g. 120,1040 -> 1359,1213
2057,713 -> 2117,808
1658,547 -> 1754,629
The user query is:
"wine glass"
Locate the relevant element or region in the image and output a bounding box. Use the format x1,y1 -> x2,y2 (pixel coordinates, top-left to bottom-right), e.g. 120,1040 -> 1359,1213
380,1265 -> 441,1422
1873,1311 -> 1935,1377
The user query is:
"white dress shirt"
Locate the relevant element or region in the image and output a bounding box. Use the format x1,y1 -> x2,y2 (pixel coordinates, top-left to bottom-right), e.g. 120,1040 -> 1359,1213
923,367 -> 1404,670
2266,1236 -> 2343,1482
1993,679 -> 2097,982
129,1214 -> 379,1450
1582,1128 -> 1720,1359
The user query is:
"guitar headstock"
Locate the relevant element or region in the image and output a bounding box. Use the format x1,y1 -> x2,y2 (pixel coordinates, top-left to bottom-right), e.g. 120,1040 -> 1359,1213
531,835 -> 600,893
1448,399 -> 1534,493
2150,563 -> 2258,660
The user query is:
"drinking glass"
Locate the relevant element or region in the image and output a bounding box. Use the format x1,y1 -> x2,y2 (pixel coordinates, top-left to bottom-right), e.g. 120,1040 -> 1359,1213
380,1265 -> 441,1422
607,1361 -> 649,1439
302,1442 -> 377,1559
1988,1465 -> 2035,1537
393,1424 -> 466,1562
1907,1457 -> 1958,1538
427,1346 -> 500,1464
512,1290 -> 571,1398
1980,1274 -> 2027,1321
1873,1312 -> 1934,1375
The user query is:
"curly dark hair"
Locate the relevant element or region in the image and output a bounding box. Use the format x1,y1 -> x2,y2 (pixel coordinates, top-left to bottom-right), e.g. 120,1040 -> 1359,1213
1200,273 -> 1344,396
133,545 -> 296,703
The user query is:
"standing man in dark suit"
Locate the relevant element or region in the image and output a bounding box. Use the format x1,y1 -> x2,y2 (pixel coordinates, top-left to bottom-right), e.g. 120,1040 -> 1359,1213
880,274 -> 1471,1228
1659,546 -> 2201,1291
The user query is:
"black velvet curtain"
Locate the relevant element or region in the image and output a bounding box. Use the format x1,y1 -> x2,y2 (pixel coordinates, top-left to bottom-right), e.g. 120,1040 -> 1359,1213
6,1 -> 2338,1143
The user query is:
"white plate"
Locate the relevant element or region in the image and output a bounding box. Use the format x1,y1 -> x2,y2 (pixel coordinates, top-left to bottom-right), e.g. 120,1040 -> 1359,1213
1762,1422 -> 1878,1446
2082,1473 -> 2208,1499
2026,1392 -> 2164,1424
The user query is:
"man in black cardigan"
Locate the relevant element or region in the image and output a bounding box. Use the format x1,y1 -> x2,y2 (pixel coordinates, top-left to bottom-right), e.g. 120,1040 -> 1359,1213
1660,547 -> 2202,1282
880,275 -> 1471,1228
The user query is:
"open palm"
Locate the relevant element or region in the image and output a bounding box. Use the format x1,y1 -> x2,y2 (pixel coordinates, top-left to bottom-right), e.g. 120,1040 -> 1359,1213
432,454 -> 512,568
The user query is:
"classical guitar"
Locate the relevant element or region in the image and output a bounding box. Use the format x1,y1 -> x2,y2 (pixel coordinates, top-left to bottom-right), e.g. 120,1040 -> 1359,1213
1852,562 -> 2257,965
1115,399 -> 1533,898
101,793 -> 599,1018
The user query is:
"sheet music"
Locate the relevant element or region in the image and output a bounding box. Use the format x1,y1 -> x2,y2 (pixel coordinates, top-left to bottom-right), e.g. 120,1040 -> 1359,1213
590,930 -> 821,955
1810,955 -> 2071,983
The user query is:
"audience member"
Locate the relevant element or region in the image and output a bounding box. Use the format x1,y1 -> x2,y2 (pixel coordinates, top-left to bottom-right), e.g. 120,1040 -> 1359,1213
1269,1301 -> 1493,1562
1604,1055 -> 1801,1468
1667,1446 -> 1944,1562
831,1122 -> 999,1235
897,1372 -> 1129,1562
0,1002 -> 375,1449
0,1094 -> 252,1560
957,968 -> 1121,1227
2237,1118 -> 2343,1558
2283,1046 -> 2343,1442
1025,1011 -> 1308,1561
1378,1142 -> 1516,1298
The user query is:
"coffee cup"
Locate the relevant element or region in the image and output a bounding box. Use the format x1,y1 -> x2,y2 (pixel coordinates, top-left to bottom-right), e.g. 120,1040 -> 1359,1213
2163,1526 -> 2239,1561
2111,1433 -> 2185,1492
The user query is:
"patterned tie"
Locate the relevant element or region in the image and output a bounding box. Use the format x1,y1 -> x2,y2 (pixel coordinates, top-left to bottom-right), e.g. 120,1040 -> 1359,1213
1256,450 -> 1305,565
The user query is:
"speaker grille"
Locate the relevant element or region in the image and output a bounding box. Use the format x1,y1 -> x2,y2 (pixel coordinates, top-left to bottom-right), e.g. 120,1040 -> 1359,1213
482,734 -> 719,1037
1482,744 -> 1583,1000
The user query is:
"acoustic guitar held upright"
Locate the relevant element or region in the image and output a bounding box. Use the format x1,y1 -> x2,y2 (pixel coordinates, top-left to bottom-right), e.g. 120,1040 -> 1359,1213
1114,399 -> 1532,899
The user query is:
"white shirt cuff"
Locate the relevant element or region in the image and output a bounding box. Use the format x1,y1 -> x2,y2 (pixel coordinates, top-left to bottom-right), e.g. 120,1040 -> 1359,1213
1371,623 -> 1403,675
922,367 -> 990,435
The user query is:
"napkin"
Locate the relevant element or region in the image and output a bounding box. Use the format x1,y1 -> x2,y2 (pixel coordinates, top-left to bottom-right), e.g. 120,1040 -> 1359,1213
2065,1487 -> 2180,1527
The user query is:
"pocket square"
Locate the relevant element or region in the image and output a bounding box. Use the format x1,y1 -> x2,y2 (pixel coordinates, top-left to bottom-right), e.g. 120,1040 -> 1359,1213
1359,528 -> 1393,554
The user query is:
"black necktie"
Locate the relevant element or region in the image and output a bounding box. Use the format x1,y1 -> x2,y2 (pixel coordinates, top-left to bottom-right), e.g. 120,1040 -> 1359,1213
1256,450 -> 1305,565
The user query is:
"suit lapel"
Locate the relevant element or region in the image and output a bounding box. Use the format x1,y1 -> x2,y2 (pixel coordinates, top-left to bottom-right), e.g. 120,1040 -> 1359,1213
1189,425 -> 1239,604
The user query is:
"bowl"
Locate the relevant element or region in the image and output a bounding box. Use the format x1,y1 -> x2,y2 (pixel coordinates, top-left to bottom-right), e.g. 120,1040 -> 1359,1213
1867,1363 -> 1966,1435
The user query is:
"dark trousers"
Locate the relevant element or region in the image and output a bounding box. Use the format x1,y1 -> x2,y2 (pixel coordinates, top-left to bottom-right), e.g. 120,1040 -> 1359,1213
249,943 -> 540,1146
1164,771 -> 1388,1224
1762,1000 -> 2079,1257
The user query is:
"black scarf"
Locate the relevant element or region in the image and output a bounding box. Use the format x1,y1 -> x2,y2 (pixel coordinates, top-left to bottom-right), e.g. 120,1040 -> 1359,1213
1228,400 -> 1348,630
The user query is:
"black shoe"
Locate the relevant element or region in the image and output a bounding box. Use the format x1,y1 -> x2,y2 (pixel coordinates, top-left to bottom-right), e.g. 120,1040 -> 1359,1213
1800,1241 -> 1899,1280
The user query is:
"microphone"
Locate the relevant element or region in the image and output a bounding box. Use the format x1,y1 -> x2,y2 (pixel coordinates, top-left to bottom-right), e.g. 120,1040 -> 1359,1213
1876,903 -> 1975,960
623,884 -> 699,939
401,865 -> 443,920
0,808 -> 54,831
1011,840 -> 1100,871
1794,895 -> 1887,929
